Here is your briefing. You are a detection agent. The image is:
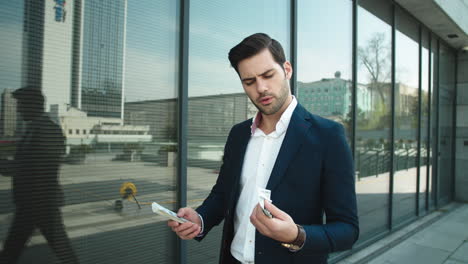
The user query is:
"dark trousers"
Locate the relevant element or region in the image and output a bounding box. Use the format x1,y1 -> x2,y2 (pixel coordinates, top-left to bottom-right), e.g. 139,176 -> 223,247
0,205 -> 79,264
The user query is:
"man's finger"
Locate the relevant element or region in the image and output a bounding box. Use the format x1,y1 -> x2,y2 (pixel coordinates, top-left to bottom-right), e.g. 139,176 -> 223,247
178,223 -> 199,237
186,226 -> 201,238
179,225 -> 200,240
174,222 -> 194,233
250,205 -> 271,236
168,220 -> 180,228
264,200 -> 289,221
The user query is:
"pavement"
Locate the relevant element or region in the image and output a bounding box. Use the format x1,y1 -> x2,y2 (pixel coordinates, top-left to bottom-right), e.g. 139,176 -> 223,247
339,202 -> 468,264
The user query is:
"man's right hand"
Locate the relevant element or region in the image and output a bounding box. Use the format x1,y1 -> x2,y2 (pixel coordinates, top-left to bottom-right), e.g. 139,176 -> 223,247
167,207 -> 202,240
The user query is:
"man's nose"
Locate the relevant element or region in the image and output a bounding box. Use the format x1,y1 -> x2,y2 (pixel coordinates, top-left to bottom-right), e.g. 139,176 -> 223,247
256,79 -> 268,94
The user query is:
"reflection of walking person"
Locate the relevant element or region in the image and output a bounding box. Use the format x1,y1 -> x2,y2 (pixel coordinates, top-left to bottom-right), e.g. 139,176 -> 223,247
0,87 -> 79,264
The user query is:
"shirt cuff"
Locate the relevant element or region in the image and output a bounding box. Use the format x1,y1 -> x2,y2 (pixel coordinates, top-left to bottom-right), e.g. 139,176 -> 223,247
196,213 -> 205,237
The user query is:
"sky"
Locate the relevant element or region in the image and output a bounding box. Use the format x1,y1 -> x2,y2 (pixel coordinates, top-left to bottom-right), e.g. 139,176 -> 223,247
0,1 -> 23,91
0,0 -> 422,103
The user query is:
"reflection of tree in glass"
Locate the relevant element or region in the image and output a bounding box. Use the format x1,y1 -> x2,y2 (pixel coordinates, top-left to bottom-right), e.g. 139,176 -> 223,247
358,32 -> 391,103
409,90 -> 429,129
358,32 -> 391,130
164,125 -> 177,142
343,106 -> 367,134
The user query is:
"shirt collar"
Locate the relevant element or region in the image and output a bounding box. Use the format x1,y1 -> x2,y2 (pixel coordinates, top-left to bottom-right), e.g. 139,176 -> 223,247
250,96 -> 297,136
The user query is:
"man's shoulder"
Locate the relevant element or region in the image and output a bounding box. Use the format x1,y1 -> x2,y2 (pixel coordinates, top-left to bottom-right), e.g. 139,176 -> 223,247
230,118 -> 253,133
297,104 -> 344,134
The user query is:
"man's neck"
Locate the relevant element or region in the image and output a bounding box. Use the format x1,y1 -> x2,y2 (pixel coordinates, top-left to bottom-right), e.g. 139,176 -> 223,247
258,96 -> 293,134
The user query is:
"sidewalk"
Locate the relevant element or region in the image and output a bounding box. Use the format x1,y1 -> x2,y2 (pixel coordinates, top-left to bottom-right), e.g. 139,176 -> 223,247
339,203 -> 468,264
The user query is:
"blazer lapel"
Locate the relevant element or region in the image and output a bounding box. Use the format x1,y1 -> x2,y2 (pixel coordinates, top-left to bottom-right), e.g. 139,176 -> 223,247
266,104 -> 311,192
228,121 -> 252,207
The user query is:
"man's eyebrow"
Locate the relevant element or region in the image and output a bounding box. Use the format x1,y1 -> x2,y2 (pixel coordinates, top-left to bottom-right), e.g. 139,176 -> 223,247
241,68 -> 275,82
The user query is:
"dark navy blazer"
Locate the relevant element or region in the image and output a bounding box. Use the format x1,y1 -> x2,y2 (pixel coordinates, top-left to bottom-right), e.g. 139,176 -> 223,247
196,103 -> 359,264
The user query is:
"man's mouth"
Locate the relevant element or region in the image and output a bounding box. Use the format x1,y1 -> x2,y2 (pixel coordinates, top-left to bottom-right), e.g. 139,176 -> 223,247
259,96 -> 273,105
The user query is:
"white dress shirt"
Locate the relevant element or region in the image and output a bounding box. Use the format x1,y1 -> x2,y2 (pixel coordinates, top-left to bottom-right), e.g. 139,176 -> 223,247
230,96 -> 297,264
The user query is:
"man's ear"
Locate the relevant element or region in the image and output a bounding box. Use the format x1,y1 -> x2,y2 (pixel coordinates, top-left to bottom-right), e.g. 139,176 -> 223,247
283,61 -> 293,80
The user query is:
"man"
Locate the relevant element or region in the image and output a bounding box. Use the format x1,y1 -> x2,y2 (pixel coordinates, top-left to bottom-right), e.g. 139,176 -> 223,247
168,33 -> 358,264
0,87 -> 79,264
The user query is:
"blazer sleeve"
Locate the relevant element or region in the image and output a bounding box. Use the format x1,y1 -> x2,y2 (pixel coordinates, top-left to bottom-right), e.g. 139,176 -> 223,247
301,123 -> 359,254
195,126 -> 236,240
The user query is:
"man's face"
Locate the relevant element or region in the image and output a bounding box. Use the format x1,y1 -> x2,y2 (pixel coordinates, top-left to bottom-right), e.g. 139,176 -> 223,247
237,49 -> 292,116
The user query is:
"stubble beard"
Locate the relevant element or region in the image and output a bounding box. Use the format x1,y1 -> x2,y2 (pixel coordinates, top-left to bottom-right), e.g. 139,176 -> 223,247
251,79 -> 290,116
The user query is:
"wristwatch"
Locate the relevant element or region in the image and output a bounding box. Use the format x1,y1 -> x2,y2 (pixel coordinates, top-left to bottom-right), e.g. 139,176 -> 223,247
280,224 -> 306,251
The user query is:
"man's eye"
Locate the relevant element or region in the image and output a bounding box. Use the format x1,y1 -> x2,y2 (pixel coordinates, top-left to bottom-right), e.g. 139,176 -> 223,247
264,74 -> 274,79
245,81 -> 254,86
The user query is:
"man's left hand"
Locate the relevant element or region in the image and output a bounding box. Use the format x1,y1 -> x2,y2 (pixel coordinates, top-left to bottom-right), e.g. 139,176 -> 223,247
250,200 -> 298,243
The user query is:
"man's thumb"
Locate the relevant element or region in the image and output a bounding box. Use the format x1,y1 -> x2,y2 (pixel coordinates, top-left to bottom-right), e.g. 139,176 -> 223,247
177,207 -> 190,217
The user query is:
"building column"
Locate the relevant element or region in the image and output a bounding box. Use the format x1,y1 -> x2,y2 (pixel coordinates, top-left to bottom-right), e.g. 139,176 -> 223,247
456,50 -> 468,202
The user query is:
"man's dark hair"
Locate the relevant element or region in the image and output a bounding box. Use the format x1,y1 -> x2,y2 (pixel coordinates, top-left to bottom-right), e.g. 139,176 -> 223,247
228,33 -> 286,74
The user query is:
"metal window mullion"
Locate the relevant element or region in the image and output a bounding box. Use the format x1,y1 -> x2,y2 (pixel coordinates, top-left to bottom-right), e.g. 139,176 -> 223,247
177,0 -> 190,263
434,39 -> 440,208
290,0 -> 297,96
351,0 -> 357,159
416,24 -> 422,217
451,52 -> 458,201
389,2 -> 396,231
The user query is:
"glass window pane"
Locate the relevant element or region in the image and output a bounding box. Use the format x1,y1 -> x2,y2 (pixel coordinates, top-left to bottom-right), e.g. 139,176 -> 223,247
393,8 -> 419,224
420,29 -> 430,213
297,0 -> 352,139
187,1 -> 290,263
356,0 -> 393,239
0,1 -> 179,263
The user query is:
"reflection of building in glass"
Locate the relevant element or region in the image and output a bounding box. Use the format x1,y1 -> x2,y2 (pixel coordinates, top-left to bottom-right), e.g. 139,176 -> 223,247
125,93 -> 251,142
0,89 -> 17,137
369,82 -> 419,115
50,105 -> 150,148
297,72 -> 372,119
22,0 -> 75,111
298,73 -> 418,123
124,98 -> 177,142
22,0 -> 127,119
395,83 -> 418,116
72,0 -> 127,119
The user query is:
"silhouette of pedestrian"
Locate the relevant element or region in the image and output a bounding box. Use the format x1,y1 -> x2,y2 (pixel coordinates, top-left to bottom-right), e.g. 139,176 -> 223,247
0,86 -> 79,264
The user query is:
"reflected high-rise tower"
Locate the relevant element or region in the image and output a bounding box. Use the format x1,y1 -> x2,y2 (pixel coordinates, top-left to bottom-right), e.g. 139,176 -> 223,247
22,0 -> 75,110
0,89 -> 17,137
22,0 -> 127,119
72,0 -> 127,119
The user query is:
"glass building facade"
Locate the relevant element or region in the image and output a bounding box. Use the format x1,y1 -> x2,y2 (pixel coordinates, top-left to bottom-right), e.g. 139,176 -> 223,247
0,0 -> 460,263
78,0 -> 126,118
